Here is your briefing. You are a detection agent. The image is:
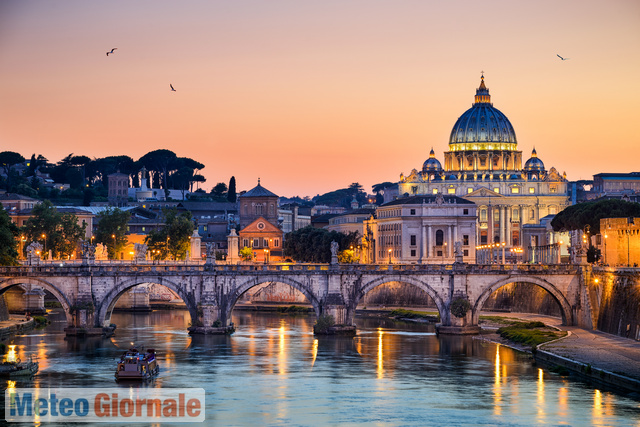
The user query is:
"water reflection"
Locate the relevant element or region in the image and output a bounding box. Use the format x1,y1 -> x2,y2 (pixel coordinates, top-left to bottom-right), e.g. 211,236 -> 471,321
0,309 -> 638,426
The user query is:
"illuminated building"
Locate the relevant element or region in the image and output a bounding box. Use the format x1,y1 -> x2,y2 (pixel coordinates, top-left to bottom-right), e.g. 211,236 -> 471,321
387,75 -> 569,249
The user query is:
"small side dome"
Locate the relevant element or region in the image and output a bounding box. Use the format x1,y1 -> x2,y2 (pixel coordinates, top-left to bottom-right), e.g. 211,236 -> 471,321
524,148 -> 545,171
422,148 -> 443,174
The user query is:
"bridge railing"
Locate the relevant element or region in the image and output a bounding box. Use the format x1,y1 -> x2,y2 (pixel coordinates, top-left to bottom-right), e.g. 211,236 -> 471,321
0,262 -> 582,275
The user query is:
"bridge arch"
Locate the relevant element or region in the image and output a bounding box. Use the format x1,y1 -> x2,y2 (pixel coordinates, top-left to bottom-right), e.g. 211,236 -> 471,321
222,276 -> 322,324
0,277 -> 74,326
96,278 -> 198,328
355,276 -> 447,320
473,276 -> 573,326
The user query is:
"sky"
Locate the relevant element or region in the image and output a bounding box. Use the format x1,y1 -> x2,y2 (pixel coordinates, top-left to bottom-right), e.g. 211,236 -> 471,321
1,1 -> 639,198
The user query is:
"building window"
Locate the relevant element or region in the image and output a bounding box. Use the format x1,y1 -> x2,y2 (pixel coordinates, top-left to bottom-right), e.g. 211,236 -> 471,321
411,186 -> 418,194
435,230 -> 444,246
530,208 -> 535,220
480,209 -> 487,222
549,206 -> 557,215
529,187 -> 535,194
512,208 -> 519,221
203,226 -> 208,232
467,188 -> 473,194
253,239 -> 259,248
410,249 -> 416,257
446,188 -> 454,194
410,209 -> 416,215
410,235 -> 416,245
493,187 -> 500,194
494,210 -> 500,222
142,226 -> 146,232
256,204 -> 263,215
550,186 -> 557,193
463,250 -> 469,256
243,239 -> 249,247
511,187 -> 520,194
432,189 -> 438,194
264,238 -> 269,247
463,209 -> 469,215
274,239 -> 280,247
463,235 -> 469,245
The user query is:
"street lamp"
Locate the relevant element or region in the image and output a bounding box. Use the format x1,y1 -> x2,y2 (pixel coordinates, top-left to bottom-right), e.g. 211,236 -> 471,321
388,248 -> 392,264
41,233 -> 46,260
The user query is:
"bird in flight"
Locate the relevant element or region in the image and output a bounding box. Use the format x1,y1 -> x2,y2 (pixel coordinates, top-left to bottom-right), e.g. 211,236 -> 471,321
557,54 -> 570,60
106,48 -> 118,56
170,84 -> 176,92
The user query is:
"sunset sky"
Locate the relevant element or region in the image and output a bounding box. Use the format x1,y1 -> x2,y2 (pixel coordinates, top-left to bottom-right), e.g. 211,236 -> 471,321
1,1 -> 639,198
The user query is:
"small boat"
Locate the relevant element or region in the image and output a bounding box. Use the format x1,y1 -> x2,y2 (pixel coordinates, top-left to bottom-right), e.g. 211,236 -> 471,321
115,348 -> 159,381
0,345 -> 39,378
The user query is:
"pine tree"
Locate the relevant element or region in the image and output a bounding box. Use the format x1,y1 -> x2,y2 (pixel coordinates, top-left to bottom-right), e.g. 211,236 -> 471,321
227,176 -> 237,203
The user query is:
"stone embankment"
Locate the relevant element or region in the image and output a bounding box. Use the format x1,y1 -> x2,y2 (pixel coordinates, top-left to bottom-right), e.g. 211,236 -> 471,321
0,316 -> 35,340
478,312 -> 640,395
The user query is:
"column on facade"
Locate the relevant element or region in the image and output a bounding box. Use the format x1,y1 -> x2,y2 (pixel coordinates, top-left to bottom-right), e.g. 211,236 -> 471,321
453,224 -> 458,249
427,225 -> 433,258
506,207 -> 512,247
499,205 -> 505,244
420,223 -> 427,263
488,206 -> 494,243
447,225 -> 453,258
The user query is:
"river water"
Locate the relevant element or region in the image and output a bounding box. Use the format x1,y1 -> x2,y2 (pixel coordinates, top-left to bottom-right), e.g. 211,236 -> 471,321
3,308 -> 640,426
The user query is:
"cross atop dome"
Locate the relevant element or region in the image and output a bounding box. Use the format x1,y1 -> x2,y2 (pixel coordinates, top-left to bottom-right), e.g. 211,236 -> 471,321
474,73 -> 491,105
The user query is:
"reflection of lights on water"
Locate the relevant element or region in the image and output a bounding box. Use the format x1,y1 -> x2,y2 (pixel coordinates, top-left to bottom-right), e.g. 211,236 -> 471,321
558,387 -> 568,418
278,324 -> 286,375
494,344 -> 501,415
537,368 -> 545,422
377,328 -> 384,379
593,389 -> 602,421
7,344 -> 17,363
311,339 -> 318,368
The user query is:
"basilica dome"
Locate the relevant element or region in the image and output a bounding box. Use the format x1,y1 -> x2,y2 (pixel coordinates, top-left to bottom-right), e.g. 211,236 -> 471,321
523,148 -> 545,171
422,148 -> 443,174
448,75 -> 517,149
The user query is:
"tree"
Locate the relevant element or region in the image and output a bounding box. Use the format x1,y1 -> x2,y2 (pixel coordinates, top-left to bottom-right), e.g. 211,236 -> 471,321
0,206 -> 19,265
227,176 -> 237,203
239,246 -> 253,261
283,226 -> 360,262
211,182 -> 228,199
145,209 -> 194,260
22,200 -> 86,259
171,167 -> 195,200
138,149 -> 178,194
0,151 -> 26,190
94,208 -> 131,259
551,199 -> 640,235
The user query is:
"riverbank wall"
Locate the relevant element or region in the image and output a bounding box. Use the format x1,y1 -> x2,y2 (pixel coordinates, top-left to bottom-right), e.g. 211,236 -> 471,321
591,268 -> 640,340
0,316 -> 35,341
535,346 -> 640,394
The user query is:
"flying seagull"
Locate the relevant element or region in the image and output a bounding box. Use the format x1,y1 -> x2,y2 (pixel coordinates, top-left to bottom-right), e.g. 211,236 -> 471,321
557,54 -> 570,60
170,84 -> 176,92
106,48 -> 118,56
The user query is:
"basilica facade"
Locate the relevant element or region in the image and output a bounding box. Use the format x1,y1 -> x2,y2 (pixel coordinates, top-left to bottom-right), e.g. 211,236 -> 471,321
385,75 -> 569,251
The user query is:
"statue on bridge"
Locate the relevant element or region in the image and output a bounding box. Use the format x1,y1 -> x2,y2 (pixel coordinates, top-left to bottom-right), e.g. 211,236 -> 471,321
81,242 -> 96,264
330,241 -> 339,265
205,242 -> 216,265
95,244 -> 108,261
26,242 -> 43,265
134,243 -> 148,262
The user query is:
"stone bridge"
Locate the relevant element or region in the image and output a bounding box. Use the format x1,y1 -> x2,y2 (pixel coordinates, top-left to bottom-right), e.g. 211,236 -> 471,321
0,263 -> 595,335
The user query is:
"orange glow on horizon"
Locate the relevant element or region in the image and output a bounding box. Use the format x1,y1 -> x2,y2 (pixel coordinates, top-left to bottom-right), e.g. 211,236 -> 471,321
1,2 -> 639,197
